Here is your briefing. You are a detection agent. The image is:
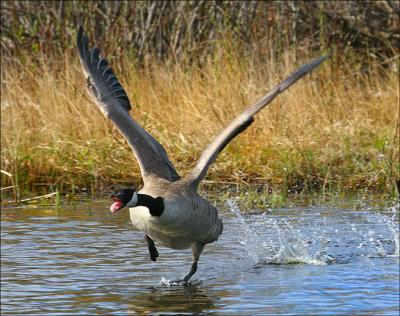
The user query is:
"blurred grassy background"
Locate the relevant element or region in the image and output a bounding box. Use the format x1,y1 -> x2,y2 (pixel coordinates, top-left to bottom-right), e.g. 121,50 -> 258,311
1,1 -> 399,200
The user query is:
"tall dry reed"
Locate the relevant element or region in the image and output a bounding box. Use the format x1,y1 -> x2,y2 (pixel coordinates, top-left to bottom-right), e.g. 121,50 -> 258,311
1,43 -> 398,197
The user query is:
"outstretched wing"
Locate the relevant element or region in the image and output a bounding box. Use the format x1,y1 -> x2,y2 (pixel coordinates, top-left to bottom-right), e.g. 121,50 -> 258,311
189,56 -> 328,187
76,27 -> 180,183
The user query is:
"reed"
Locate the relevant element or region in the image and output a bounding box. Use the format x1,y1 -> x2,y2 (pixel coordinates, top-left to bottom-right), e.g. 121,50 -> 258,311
1,42 -> 398,198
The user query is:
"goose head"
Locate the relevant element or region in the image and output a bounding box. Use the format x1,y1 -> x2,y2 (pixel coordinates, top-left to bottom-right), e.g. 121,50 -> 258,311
110,188 -> 137,213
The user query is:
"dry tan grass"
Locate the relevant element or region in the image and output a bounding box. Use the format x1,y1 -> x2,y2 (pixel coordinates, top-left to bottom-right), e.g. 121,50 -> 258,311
1,48 -> 398,196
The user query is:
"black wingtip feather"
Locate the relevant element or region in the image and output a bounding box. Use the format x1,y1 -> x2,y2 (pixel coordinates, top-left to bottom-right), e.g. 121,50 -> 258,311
77,26 -> 83,44
91,47 -> 100,64
76,27 -> 132,112
77,26 -> 88,60
279,55 -> 328,92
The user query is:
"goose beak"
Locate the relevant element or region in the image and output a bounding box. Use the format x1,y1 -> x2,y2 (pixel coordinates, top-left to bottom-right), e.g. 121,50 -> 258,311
110,196 -> 123,213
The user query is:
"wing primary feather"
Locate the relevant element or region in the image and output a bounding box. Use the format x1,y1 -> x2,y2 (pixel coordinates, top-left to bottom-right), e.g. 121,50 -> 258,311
218,117 -> 254,154
189,55 -> 328,187
278,55 -> 327,92
76,27 -> 180,182
109,81 -> 121,89
98,58 -> 108,71
105,75 -> 114,83
102,65 -> 111,76
90,47 -> 100,64
77,27 -> 132,112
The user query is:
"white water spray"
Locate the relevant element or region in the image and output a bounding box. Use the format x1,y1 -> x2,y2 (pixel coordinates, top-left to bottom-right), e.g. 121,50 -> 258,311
227,198 -> 326,265
227,197 -> 399,265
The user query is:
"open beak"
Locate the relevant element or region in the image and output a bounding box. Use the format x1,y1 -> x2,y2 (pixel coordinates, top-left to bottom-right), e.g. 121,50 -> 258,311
110,196 -> 123,213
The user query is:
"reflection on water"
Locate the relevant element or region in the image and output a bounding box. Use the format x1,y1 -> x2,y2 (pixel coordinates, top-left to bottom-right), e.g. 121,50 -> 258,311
1,198 -> 399,315
127,285 -> 219,315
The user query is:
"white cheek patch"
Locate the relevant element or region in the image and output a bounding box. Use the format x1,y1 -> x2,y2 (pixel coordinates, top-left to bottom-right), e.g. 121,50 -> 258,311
127,192 -> 138,207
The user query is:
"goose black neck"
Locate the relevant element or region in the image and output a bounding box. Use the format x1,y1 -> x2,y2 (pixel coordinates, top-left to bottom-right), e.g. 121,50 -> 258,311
137,194 -> 164,216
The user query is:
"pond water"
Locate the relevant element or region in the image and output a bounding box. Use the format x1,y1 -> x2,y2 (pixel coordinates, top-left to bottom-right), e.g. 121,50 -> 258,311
1,197 -> 399,315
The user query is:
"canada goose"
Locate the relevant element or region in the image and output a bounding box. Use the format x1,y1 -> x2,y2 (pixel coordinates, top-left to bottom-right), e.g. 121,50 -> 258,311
76,27 -> 327,284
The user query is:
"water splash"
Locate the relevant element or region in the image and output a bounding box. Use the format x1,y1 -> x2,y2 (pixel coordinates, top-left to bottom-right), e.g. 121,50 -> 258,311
160,277 -> 180,286
160,277 -> 201,287
227,198 -> 326,265
386,204 -> 399,257
227,198 -> 399,265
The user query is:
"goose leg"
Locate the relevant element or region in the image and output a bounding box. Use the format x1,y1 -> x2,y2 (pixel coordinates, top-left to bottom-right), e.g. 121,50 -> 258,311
145,234 -> 159,262
182,261 -> 198,283
172,243 -> 204,285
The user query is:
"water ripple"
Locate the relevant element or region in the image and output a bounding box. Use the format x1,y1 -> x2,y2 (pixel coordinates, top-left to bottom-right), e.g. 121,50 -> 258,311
1,200 -> 399,315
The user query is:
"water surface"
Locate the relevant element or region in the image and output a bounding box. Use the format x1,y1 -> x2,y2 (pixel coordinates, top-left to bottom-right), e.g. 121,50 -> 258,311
1,198 -> 399,315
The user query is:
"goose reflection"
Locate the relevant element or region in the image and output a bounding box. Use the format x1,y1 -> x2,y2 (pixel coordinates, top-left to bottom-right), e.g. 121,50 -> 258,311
126,283 -> 225,315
